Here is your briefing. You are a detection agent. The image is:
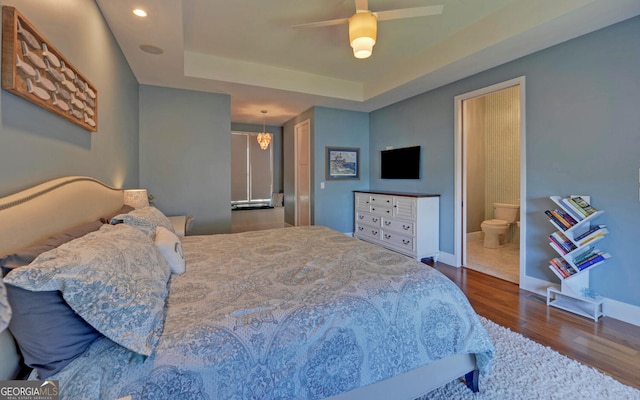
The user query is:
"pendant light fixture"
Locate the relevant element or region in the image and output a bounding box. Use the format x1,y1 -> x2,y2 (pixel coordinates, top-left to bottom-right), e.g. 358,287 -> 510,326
257,110 -> 271,150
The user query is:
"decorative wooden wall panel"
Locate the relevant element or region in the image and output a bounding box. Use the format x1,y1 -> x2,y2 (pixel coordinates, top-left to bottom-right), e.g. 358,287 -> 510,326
1,6 -> 98,132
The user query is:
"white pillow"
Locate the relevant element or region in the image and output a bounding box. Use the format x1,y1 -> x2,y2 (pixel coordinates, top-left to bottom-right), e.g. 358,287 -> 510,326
155,226 -> 185,274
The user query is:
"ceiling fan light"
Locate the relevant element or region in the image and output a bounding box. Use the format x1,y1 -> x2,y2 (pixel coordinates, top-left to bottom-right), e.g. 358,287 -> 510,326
351,37 -> 375,59
349,12 -> 377,59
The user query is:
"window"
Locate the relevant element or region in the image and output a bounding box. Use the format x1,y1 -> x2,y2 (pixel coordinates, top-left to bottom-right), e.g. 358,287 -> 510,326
231,131 -> 273,206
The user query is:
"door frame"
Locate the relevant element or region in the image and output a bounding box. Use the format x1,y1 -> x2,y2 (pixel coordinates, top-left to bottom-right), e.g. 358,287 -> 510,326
453,76 -> 527,285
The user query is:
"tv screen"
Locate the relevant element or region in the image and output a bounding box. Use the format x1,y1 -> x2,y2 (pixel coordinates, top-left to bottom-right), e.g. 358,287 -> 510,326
381,146 -> 421,179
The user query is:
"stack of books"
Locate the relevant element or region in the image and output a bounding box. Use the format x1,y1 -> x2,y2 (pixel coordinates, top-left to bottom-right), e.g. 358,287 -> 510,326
572,248 -> 609,271
562,196 -> 598,220
549,231 -> 577,254
544,209 -> 578,231
549,257 -> 576,278
574,224 -> 607,246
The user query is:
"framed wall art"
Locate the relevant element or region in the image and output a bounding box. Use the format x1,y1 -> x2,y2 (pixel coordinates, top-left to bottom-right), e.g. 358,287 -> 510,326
1,6 -> 98,132
326,147 -> 360,180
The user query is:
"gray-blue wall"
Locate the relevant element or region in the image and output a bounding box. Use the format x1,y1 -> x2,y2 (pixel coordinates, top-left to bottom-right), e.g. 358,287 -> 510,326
283,107 -> 370,233
313,107 -> 369,233
139,85 -> 231,235
0,0 -> 139,196
368,16 -> 640,307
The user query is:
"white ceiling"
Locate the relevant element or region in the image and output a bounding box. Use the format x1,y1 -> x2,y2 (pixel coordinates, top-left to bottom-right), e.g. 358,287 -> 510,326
96,0 -> 640,125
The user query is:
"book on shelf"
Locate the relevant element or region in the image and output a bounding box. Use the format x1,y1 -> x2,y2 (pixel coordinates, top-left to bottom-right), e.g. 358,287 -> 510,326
574,224 -> 606,242
576,252 -> 609,270
571,246 -> 596,264
549,263 -> 569,279
568,196 -> 597,218
561,198 -> 586,221
549,240 -> 567,255
578,232 -> 606,246
549,231 -> 577,253
550,257 -> 576,278
545,209 -> 577,230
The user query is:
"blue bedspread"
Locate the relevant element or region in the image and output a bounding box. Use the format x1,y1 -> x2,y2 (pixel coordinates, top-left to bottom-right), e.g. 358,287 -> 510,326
51,226 -> 494,399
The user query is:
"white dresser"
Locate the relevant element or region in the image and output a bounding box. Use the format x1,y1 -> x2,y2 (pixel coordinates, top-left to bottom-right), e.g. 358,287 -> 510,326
354,191 -> 440,261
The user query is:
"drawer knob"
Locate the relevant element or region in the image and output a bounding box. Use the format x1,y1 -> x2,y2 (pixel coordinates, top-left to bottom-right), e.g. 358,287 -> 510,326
372,230 -> 378,235
359,215 -> 364,219
372,217 -> 378,223
358,226 -> 364,231
402,239 -> 410,245
384,234 -> 391,239
403,225 -> 410,230
384,221 -> 391,226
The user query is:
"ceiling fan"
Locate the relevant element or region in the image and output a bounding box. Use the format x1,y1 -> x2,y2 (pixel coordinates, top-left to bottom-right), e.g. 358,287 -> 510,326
293,0 -> 444,59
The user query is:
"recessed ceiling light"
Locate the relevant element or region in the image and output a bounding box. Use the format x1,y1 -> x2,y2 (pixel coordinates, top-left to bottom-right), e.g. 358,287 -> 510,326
132,8 -> 147,17
139,44 -> 164,55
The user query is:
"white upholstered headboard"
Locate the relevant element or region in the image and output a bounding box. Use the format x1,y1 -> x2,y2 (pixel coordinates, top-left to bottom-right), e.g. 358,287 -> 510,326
0,176 -> 124,379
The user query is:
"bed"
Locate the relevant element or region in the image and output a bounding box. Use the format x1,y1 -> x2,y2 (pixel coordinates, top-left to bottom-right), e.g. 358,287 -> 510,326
0,176 -> 494,399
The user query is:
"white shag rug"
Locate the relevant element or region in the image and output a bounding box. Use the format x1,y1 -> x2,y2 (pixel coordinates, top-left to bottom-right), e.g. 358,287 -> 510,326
422,317 -> 640,400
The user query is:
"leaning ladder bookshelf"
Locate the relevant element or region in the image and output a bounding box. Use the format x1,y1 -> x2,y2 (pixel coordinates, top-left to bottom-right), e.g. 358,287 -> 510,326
545,195 -> 610,321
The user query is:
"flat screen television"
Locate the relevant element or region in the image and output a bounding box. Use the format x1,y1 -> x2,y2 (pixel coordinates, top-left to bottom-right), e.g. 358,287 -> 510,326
381,146 -> 421,179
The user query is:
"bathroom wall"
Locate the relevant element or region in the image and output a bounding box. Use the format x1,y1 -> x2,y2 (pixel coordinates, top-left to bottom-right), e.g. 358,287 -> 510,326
464,98 -> 486,233
465,86 -> 520,242
484,86 -> 520,241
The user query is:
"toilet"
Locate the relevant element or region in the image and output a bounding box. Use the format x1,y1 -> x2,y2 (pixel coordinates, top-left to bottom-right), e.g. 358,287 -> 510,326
480,203 -> 519,248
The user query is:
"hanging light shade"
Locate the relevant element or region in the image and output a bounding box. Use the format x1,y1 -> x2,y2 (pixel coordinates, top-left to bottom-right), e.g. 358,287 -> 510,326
257,110 -> 271,150
349,11 -> 377,59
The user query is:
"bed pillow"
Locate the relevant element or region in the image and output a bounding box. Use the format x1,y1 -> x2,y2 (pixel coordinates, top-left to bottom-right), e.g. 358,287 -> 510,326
4,223 -> 171,356
100,204 -> 134,224
0,219 -> 105,378
155,226 -> 186,274
110,206 -> 175,238
0,220 -> 103,272
0,279 -> 10,333
4,286 -> 102,379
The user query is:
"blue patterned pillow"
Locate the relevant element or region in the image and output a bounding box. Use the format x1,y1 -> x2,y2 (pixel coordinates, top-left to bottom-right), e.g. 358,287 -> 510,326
0,279 -> 10,333
110,206 -> 175,238
4,224 -> 170,356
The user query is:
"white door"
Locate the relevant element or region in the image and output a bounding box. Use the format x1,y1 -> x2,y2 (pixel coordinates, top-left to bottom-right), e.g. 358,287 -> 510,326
294,120 -> 311,226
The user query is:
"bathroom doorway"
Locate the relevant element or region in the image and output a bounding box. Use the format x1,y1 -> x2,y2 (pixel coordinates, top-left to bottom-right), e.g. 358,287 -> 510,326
454,77 -> 526,284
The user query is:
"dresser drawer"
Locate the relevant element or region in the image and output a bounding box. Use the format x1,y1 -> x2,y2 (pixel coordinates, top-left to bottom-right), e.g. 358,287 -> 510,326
369,194 -> 393,208
356,223 -> 381,240
370,205 -> 392,217
356,211 -> 382,227
381,230 -> 415,251
381,218 -> 414,235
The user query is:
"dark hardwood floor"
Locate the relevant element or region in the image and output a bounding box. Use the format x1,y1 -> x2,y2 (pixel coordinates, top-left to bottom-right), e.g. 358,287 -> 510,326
430,262 -> 640,390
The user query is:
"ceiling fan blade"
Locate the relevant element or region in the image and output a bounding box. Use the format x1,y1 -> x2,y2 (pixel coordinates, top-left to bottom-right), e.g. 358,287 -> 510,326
292,17 -> 349,29
375,5 -> 444,21
355,0 -> 369,13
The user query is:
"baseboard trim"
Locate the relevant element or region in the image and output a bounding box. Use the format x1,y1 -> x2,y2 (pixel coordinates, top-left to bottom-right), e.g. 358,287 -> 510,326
520,275 -> 640,327
437,251 -> 456,266
361,243 -> 640,326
